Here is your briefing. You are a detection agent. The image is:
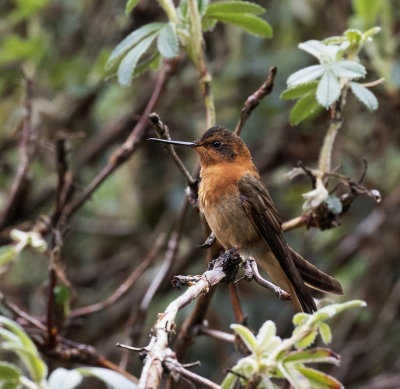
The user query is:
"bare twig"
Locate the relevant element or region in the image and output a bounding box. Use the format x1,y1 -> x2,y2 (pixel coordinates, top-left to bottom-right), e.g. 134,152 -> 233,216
0,77 -> 33,231
242,259 -> 291,301
198,325 -> 235,343
234,66 -> 278,135
138,249 -> 241,389
164,354 -> 220,389
69,233 -> 166,318
148,112 -> 196,187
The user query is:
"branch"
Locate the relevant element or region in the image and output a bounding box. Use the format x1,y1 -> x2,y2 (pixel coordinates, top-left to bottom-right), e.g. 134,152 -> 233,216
60,59 -> 179,223
148,112 -> 196,187
235,66 -> 278,136
0,76 -> 33,231
241,259 -> 291,301
138,249 -> 241,389
69,233 -> 166,318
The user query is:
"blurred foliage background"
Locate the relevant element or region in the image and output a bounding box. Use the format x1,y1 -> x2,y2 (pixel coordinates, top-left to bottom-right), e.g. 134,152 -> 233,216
0,0 -> 400,388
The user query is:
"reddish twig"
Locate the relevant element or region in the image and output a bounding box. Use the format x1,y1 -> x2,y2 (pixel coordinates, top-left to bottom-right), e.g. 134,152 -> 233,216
234,66 -> 278,136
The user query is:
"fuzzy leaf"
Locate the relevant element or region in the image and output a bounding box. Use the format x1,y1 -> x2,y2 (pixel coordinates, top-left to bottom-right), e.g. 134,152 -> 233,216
2,343 -> 47,384
106,23 -> 164,69
205,1 -> 265,16
157,23 -> 179,58
292,312 -> 309,325
220,372 -> 238,389
362,26 -> 381,41
298,40 -> 328,60
117,34 -> 157,86
318,322 -> 333,344
208,13 -> 272,37
231,324 -> 257,353
287,65 -> 325,87
201,16 -> 218,31
349,82 -> 378,111
331,60 -> 366,79
0,245 -> 18,267
281,81 -> 318,100
325,195 -> 343,215
284,348 -> 339,365
198,0 -> 209,15
316,70 -> 340,108
296,331 -> 317,349
77,367 -> 138,389
289,92 -> 321,125
0,362 -> 22,381
296,366 -> 343,389
0,317 -> 37,353
125,0 -> 140,15
48,368 -> 83,389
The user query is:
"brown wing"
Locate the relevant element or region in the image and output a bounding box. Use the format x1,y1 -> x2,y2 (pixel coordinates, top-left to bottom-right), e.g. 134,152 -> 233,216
238,173 -> 316,313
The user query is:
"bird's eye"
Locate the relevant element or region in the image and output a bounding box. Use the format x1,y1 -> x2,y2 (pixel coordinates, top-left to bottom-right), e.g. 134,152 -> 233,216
211,140 -> 222,149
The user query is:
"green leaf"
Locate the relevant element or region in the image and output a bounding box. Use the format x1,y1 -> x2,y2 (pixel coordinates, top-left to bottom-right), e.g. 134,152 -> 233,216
318,322 -> 332,344
0,317 -> 37,353
220,372 -> 238,389
316,70 -> 340,108
1,343 -> 47,384
280,81 -> 318,100
362,26 -> 381,41
289,92 -> 321,125
231,324 -> 257,353
130,50 -> 160,79
106,23 -> 164,69
325,195 -> 343,215
201,16 -> 218,31
180,0 -> 188,17
125,0 -> 140,15
296,366 -> 343,389
284,348 -> 339,365
117,34 -> 157,86
287,65 -> 325,87
77,367 -> 138,389
205,1 -> 265,16
349,82 -> 378,111
298,40 -> 328,61
318,300 -> 366,318
331,60 -> 366,79
198,0 -> 209,15
0,362 -> 22,381
279,362 -> 310,389
208,13 -> 272,38
157,23 -> 179,58
292,312 -> 309,325
48,368 -> 83,389
296,330 -> 317,348
344,28 -> 363,42
0,245 -> 18,267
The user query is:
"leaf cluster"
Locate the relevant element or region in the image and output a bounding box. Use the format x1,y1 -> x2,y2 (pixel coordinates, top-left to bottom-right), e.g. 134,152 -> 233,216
281,28 -> 381,125
0,316 -> 138,389
106,0 -> 273,86
221,300 -> 366,389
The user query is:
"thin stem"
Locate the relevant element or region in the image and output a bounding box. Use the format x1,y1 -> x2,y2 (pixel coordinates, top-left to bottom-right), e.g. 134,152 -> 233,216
158,0 -> 179,24
187,0 -> 215,128
317,87 -> 348,174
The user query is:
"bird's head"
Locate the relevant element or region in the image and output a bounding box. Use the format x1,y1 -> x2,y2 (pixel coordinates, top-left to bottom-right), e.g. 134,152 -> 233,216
148,126 -> 251,167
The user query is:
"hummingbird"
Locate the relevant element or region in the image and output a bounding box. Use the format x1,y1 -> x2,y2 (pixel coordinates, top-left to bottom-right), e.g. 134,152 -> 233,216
149,126 -> 343,313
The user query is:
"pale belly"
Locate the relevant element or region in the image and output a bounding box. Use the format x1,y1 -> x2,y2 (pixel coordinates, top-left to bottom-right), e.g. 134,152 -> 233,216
201,192 -> 259,251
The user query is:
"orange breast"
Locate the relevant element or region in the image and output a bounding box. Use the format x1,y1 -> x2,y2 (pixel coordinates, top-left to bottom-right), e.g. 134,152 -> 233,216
198,161 -> 258,210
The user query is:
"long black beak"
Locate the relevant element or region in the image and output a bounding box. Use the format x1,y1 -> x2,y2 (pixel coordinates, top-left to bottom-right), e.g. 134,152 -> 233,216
147,138 -> 198,147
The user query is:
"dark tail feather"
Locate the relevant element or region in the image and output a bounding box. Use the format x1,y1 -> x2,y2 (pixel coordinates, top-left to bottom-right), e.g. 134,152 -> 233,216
289,247 -> 343,295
